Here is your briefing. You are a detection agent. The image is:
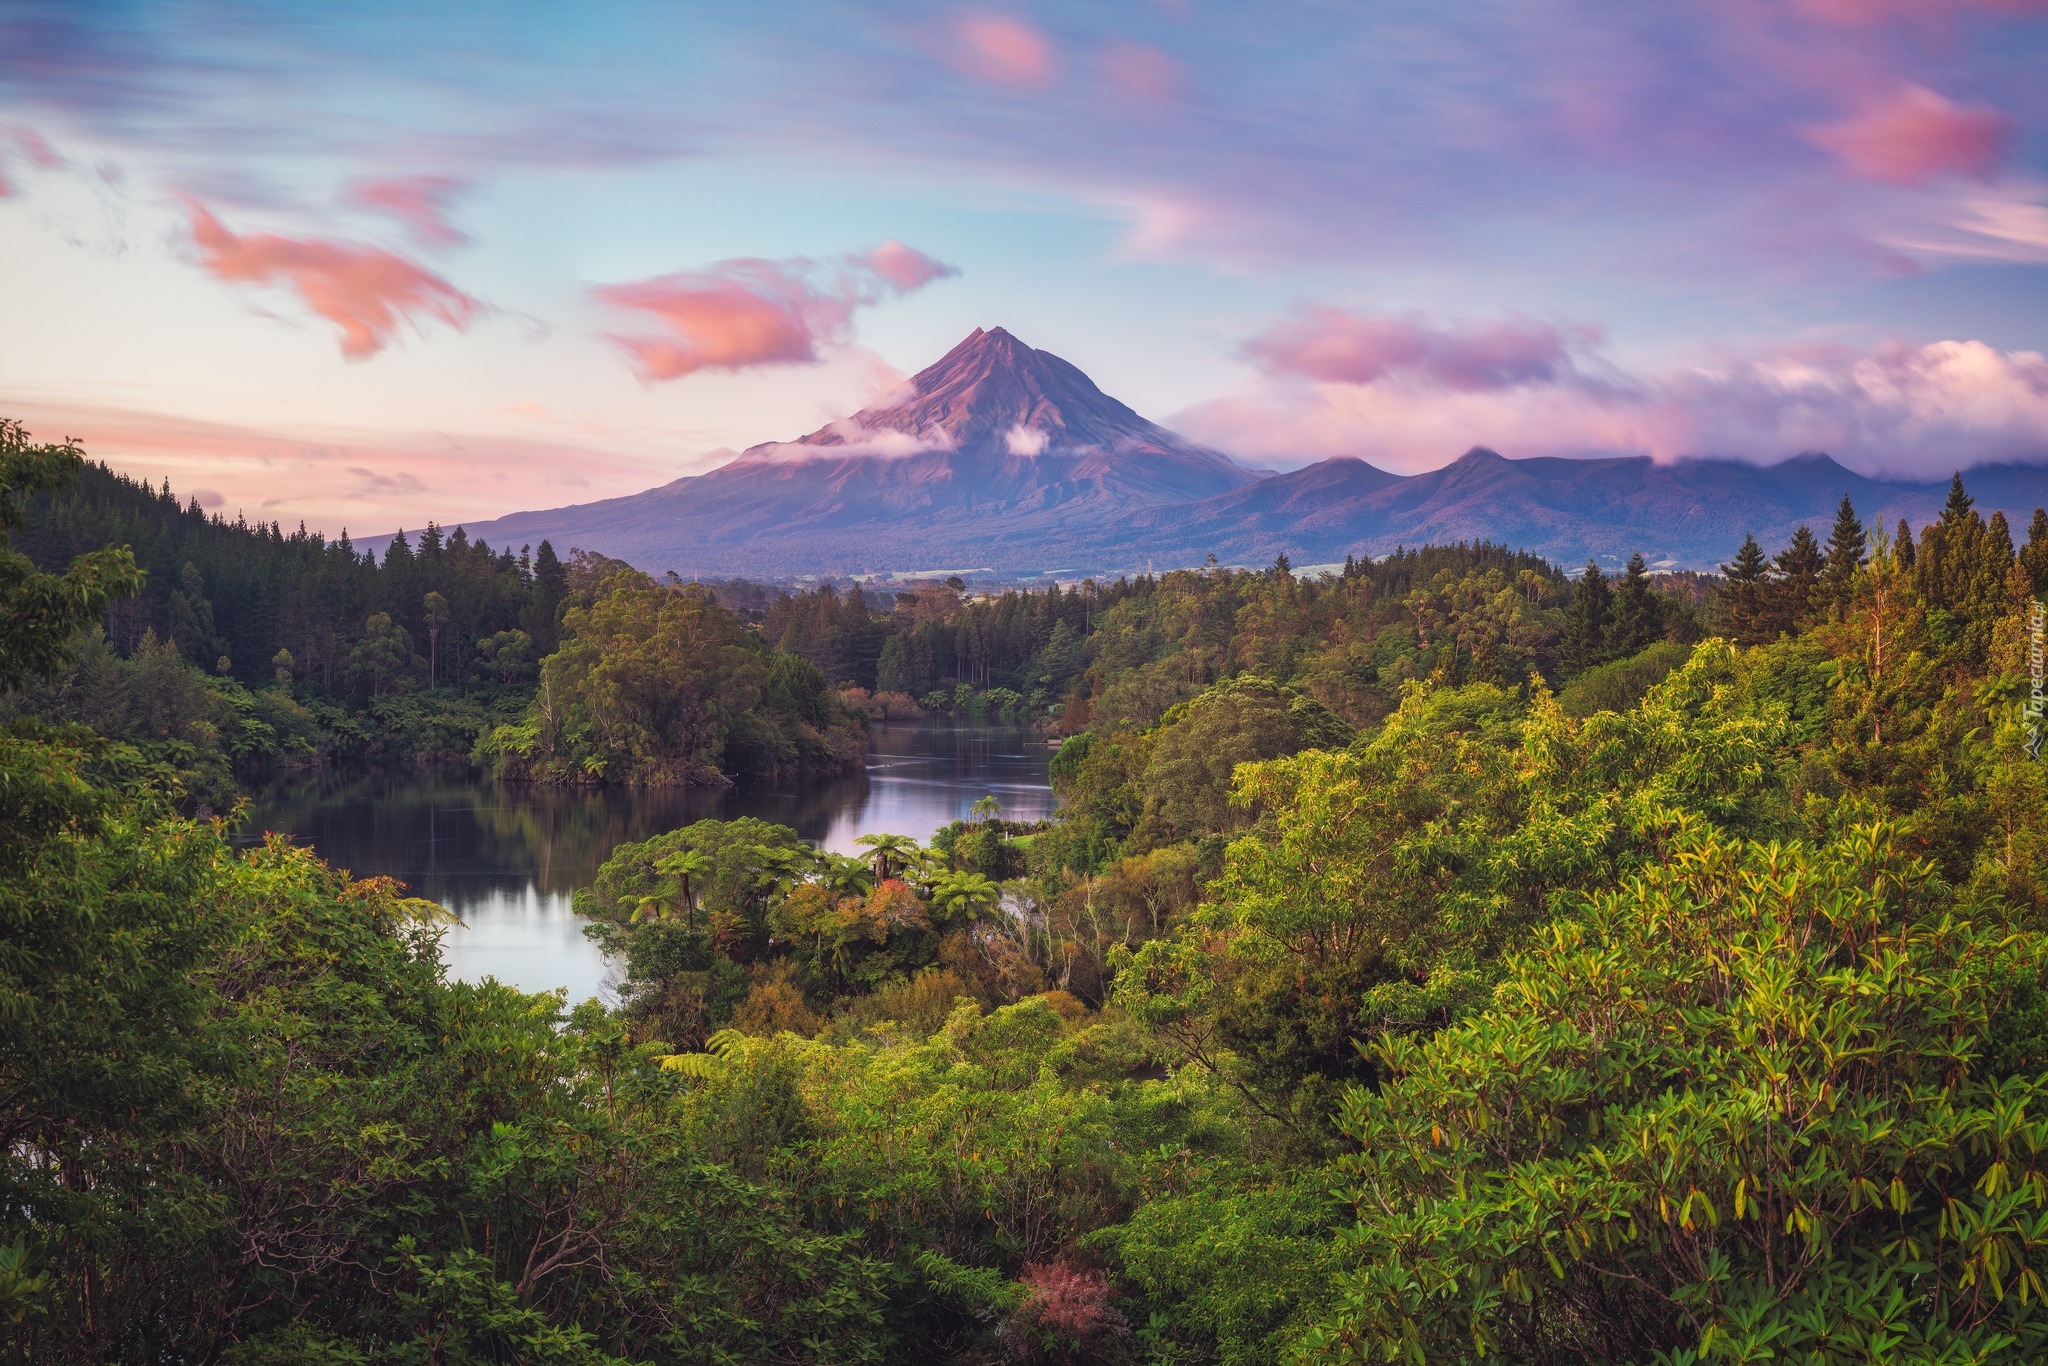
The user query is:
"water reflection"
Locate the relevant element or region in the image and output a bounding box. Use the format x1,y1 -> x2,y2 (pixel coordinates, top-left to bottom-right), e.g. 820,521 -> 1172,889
234,724 -> 1056,1003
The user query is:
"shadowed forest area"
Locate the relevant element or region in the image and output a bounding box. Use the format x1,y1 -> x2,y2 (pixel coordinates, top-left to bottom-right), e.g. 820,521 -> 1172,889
12,419 -> 2048,1362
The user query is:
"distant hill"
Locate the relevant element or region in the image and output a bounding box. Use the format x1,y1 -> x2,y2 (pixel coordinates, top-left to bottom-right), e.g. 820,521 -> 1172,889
376,327 -> 2048,577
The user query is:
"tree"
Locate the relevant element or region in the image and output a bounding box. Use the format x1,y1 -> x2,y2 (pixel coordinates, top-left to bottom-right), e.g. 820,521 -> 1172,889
1769,523 -> 1824,632
166,560 -> 219,662
2022,508 -> 2048,598
344,612 -> 414,698
0,420 -> 144,694
634,849 -> 713,930
970,794 -> 1003,827
1307,824 -> 2048,1364
1941,469 -> 1976,528
1606,552 -> 1662,657
856,832 -> 921,883
1718,533 -> 1770,644
1821,493 -> 1866,613
472,628 -> 535,686
1895,516 -> 1916,570
490,577 -> 769,785
932,870 -> 1002,926
423,589 -> 451,686
524,538 -> 568,652
1559,560 -> 1613,670
1139,677 -> 1353,846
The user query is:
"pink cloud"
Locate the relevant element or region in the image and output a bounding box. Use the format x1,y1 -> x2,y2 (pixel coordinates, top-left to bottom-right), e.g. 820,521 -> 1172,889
1184,331 -> 2048,479
597,268 -> 822,380
3,124 -> 62,169
0,398 -> 670,537
187,203 -> 479,359
1245,307 -> 1588,391
949,11 -> 1056,89
1100,40 -> 1184,102
861,238 -> 959,292
594,243 -> 958,382
348,175 -> 469,245
1806,86 -> 2013,185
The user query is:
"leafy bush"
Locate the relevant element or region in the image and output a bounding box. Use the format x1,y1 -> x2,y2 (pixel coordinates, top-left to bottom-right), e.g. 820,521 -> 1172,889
1304,823 -> 2048,1363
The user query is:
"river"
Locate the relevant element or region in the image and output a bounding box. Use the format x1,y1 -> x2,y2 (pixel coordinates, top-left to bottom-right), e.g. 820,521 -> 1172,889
233,724 -> 1056,1004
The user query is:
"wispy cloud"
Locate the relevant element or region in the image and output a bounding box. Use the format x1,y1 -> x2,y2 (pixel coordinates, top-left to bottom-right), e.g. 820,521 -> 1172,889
186,203 -> 479,359
947,11 -> 1057,90
1805,86 -> 2013,184
1245,308 -> 1595,392
347,174 -> 470,245
6,1 -> 2045,276
593,242 -> 958,381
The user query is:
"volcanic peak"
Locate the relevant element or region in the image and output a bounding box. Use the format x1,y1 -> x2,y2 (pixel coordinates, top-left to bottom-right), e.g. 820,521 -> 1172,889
788,326 -> 1181,458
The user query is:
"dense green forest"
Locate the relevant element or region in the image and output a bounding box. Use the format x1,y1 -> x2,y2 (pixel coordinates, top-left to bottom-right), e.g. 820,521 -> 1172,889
13,414 -> 2048,1362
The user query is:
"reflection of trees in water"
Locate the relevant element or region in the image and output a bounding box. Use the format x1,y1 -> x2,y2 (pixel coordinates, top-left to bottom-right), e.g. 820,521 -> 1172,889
238,764 -> 877,899
233,725 -> 1051,904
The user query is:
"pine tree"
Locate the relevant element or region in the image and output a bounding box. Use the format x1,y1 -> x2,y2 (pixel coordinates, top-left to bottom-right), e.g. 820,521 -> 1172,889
1720,533 -> 1770,645
1960,510 -> 2018,668
1941,472 -> 1975,529
1772,525 -> 1824,633
2023,509 -> 2048,598
1561,560 -> 1614,671
1985,509 -> 2015,586
1895,518 -> 1916,571
1608,552 -> 1664,657
1821,495 -> 1865,615
526,539 -> 568,652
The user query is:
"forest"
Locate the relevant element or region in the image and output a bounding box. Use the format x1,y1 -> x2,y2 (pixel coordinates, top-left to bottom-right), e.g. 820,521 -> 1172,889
11,412 -> 2048,1364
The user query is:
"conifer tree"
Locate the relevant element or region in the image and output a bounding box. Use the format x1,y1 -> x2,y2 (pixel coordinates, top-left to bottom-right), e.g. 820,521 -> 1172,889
1561,559 -> 1613,671
1821,495 -> 1865,615
2015,507 -> 2048,598
1895,518 -> 1916,571
1985,509 -> 2015,589
1719,533 -> 1770,645
1960,510 -> 2019,667
1772,525 -> 1824,632
1,421 -> 145,692
2023,508 -> 2048,598
1608,552 -> 1663,657
1941,471 -> 1975,529
525,539 -> 568,652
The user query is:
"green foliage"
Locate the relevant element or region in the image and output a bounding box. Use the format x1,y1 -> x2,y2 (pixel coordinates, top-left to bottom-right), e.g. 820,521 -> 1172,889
1557,637 -> 1690,717
1560,559 -> 1614,670
1137,675 -> 1354,847
483,572 -> 863,786
13,453 -> 2048,1361
1305,824 -> 2048,1364
1,421 -> 144,694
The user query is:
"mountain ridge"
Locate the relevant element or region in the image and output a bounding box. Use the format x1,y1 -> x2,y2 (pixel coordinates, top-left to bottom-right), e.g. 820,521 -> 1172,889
367,328 -> 2048,577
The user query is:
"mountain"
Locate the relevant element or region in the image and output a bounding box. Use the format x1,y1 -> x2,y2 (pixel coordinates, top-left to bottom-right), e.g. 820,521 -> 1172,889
1121,448 -> 1945,571
424,327 -> 1264,576
392,327 -> 2048,578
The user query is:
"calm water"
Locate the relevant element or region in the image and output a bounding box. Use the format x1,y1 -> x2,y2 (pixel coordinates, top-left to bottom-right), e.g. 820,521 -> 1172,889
233,724 -> 1056,1004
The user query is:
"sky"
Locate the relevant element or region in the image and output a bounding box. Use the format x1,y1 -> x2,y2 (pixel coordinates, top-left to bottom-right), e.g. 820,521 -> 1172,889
2,0 -> 2046,540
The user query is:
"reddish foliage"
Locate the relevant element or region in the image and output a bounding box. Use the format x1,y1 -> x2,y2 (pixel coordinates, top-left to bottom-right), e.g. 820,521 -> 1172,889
1014,1258 -> 1123,1359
